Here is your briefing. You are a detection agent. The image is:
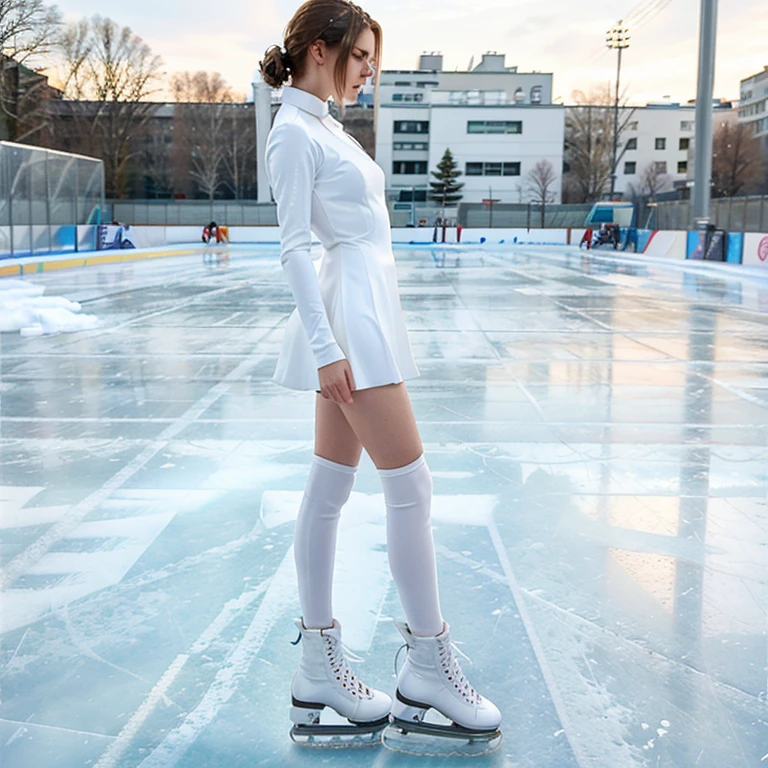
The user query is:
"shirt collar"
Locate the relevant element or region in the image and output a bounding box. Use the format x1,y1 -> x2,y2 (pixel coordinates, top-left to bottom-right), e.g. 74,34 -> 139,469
281,86 -> 330,118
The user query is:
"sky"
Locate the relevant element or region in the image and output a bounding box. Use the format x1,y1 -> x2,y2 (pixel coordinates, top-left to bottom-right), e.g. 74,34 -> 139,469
50,0 -> 767,105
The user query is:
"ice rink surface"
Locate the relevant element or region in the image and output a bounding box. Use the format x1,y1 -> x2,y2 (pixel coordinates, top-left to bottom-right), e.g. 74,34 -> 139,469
1,243 -> 767,767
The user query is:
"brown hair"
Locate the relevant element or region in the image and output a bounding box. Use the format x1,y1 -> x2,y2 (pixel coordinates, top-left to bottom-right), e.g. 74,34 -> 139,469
259,0 -> 381,97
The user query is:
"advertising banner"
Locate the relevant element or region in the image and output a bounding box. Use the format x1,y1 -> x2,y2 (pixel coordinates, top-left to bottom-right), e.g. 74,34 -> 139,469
742,233 -> 768,267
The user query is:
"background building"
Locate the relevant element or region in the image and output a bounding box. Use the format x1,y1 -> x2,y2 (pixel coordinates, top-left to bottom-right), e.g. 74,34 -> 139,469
617,101 -> 697,198
375,52 -> 564,212
738,66 -> 768,157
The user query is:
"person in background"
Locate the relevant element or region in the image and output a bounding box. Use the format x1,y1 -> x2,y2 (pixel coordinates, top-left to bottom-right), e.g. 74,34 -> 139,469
202,221 -> 230,244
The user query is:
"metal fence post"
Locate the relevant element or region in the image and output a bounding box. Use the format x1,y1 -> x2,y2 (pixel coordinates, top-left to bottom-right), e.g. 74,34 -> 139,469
45,150 -> 52,254
27,151 -> 33,255
6,146 -> 14,258
760,195 -> 766,232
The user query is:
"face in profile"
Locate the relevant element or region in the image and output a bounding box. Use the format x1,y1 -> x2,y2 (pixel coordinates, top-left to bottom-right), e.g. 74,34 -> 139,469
339,26 -> 376,105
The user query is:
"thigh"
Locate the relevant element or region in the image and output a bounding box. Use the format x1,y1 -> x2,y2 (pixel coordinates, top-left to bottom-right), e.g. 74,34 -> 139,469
315,394 -> 363,467
339,383 -> 423,470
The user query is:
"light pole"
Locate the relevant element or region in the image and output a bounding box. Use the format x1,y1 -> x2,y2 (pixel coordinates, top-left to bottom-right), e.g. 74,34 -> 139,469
692,0 -> 718,228
606,21 -> 630,200
252,72 -> 272,204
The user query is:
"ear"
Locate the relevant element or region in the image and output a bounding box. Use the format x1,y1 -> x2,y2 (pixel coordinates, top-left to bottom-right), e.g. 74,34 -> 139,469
308,39 -> 327,66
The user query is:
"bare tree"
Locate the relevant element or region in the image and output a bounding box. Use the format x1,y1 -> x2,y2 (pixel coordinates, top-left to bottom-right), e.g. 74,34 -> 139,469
0,0 -> 62,142
563,85 -> 634,203
58,16 -> 163,198
143,126 -> 173,198
639,161 -> 670,200
526,159 -> 558,227
171,71 -> 241,200
711,122 -> 766,197
221,104 -> 256,199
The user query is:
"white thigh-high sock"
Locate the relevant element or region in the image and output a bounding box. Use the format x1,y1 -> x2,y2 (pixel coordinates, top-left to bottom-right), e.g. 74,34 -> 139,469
379,455 -> 444,637
294,455 -> 357,630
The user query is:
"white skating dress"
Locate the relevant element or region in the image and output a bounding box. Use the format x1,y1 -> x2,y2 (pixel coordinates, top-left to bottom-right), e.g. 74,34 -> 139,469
266,86 -> 419,392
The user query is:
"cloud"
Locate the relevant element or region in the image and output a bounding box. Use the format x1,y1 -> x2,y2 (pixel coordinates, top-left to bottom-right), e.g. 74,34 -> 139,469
53,0 -> 767,104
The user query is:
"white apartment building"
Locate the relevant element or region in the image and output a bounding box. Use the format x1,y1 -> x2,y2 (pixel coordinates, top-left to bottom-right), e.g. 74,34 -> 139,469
615,102 -> 697,197
565,101 -> 736,200
738,66 -> 768,155
375,53 -> 564,206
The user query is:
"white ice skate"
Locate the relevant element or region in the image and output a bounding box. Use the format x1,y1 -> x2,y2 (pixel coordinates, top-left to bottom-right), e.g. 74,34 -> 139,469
382,621 -> 503,757
290,618 -> 392,747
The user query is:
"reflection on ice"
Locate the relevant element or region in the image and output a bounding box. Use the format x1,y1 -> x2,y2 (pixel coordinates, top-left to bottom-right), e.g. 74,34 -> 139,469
1,244 -> 766,767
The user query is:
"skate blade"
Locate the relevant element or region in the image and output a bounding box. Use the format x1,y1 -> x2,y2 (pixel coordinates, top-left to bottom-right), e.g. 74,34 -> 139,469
291,724 -> 384,749
382,721 -> 503,757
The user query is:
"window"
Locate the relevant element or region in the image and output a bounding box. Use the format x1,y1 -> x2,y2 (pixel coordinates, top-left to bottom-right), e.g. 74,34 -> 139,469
467,120 -> 522,134
393,161 -> 427,174
393,142 -> 428,151
679,137 -> 690,151
655,137 -> 666,150
393,93 -> 424,102
464,161 -> 520,176
680,120 -> 694,131
677,160 -> 688,174
624,161 -> 636,174
530,86 -> 543,104
394,120 -> 429,134
654,161 -> 667,174
628,121 -> 638,131
625,137 -> 637,150
398,189 -> 427,202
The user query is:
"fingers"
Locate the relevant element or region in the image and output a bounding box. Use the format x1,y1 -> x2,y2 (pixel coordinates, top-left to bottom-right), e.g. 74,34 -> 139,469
318,361 -> 355,405
345,366 -> 357,394
333,380 -> 354,406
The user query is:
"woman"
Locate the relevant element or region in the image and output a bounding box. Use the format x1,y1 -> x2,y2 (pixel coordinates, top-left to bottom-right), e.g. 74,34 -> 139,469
260,0 -> 501,750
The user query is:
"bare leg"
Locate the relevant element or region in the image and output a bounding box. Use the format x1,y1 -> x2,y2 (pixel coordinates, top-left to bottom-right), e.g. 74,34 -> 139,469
338,383 -> 443,637
337,383 -> 423,470
315,394 -> 363,467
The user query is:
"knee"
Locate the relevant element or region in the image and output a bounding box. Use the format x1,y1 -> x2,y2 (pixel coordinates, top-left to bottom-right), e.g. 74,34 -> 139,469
378,455 -> 432,506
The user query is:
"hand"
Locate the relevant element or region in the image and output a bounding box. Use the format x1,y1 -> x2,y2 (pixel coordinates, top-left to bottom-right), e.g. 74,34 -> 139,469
318,359 -> 356,405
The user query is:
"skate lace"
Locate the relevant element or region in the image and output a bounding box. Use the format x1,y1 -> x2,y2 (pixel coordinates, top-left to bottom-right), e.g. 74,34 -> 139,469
325,635 -> 373,699
437,637 -> 479,705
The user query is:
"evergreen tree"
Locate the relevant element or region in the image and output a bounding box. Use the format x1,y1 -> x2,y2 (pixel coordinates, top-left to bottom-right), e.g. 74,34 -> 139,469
429,148 -> 464,209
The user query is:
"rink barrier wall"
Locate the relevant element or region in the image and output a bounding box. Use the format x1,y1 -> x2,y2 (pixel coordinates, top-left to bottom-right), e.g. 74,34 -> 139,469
2,226 -> 765,276
0,243 -> 201,277
742,233 -> 768,268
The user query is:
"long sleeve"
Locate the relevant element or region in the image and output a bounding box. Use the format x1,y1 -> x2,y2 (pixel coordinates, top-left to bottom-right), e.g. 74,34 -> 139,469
266,120 -> 345,370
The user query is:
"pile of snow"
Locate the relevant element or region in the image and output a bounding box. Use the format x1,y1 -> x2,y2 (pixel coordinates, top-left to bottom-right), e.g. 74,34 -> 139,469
0,278 -> 99,336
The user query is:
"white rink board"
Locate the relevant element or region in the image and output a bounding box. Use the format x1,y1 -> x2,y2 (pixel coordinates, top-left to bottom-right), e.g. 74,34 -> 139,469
742,232 -> 768,267
643,230 -> 688,260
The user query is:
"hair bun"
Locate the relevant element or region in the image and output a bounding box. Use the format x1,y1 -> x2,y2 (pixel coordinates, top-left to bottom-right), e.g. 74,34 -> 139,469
259,44 -> 291,88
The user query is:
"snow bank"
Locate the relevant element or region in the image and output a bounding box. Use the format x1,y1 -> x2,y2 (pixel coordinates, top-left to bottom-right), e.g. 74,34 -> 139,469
0,279 -> 99,336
